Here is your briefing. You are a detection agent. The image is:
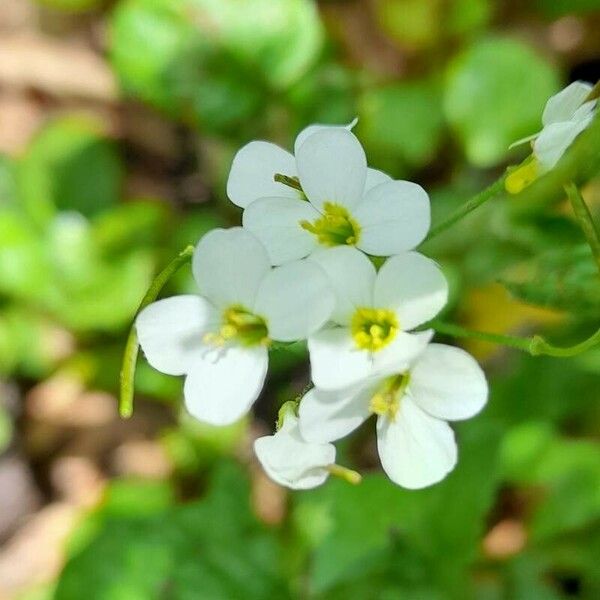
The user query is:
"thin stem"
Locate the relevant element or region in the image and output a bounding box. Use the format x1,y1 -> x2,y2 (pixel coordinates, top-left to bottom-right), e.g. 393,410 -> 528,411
426,174 -> 507,241
431,320 -> 600,358
119,245 -> 195,418
565,182 -> 600,276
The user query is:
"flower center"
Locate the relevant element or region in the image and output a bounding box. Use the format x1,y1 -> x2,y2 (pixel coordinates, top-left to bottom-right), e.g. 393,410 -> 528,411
369,373 -> 410,420
351,307 -> 399,352
300,202 -> 361,247
204,304 -> 269,347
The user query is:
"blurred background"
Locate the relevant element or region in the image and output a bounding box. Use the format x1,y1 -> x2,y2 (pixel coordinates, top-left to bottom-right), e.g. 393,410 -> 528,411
0,0 -> 599,598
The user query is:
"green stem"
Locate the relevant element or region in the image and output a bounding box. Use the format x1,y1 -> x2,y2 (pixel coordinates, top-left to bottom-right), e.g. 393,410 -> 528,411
565,182 -> 600,276
119,245 -> 195,418
426,174 -> 507,241
431,320 -> 600,358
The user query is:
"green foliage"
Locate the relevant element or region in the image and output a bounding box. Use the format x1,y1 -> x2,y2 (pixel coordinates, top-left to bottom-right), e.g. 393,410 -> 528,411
501,244 -> 600,316
55,463 -> 290,600
111,0 -> 323,135
295,421 -> 502,595
17,117 -> 123,223
444,37 -> 559,166
358,79 -> 445,175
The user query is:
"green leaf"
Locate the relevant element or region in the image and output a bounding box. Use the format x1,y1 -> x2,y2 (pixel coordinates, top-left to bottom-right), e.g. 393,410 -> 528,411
358,79 -> 445,175
444,36 -> 559,166
501,244 -> 600,315
295,420 -> 502,595
17,116 -> 123,223
111,0 -> 323,134
55,463 -> 290,600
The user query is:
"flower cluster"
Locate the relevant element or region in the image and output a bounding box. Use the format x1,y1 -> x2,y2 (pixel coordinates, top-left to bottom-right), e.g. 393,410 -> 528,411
507,81 -> 597,192
136,122 -> 488,490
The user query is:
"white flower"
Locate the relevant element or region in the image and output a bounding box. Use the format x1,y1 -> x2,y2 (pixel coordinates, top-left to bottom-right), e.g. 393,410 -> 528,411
254,405 -> 336,490
135,227 -> 334,426
512,81 -> 597,171
299,343 -> 488,489
227,122 -> 430,265
306,246 -> 447,391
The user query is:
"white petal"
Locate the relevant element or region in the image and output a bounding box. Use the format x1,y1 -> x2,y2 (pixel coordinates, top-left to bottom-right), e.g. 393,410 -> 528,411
296,128 -> 367,211
372,330 -> 434,377
183,345 -> 268,426
192,227 -> 270,309
534,118 -> 592,171
293,118 -> 358,155
374,252 -> 448,330
309,246 -> 376,325
136,295 -> 218,376
242,197 -> 319,265
364,168 -> 392,192
354,180 -> 430,255
227,141 -> 299,208
253,260 -> 334,342
377,396 -> 457,489
254,413 -> 335,490
409,343 -> 488,421
542,81 -> 592,126
308,327 -> 375,391
298,384 -> 373,443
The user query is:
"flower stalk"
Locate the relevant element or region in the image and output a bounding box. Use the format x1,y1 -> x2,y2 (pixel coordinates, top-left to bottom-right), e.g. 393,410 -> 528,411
119,245 -> 195,418
425,174 -> 507,241
430,320 -> 600,358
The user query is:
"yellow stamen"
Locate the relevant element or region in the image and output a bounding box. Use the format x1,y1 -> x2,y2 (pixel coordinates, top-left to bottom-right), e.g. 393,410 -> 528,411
204,304 -> 269,347
369,373 -> 410,421
351,307 -> 399,352
300,202 -> 361,247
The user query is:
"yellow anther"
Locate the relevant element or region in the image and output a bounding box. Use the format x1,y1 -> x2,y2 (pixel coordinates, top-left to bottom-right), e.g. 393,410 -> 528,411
204,304 -> 269,348
369,373 -> 410,421
300,202 -> 361,247
505,157 -> 539,195
351,307 -> 399,352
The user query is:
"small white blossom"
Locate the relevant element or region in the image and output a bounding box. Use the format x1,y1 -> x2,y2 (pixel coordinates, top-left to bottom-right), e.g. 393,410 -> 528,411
135,228 -> 334,426
299,343 -> 488,489
254,406 -> 336,490
306,246 -> 447,391
227,122 -> 430,265
512,81 -> 596,171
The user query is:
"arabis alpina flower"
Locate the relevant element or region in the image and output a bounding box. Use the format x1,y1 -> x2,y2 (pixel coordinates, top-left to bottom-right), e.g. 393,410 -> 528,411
135,228 -> 334,426
227,123 -> 430,265
254,403 -> 336,490
511,81 -> 597,172
299,343 -> 488,489
306,246 -> 447,391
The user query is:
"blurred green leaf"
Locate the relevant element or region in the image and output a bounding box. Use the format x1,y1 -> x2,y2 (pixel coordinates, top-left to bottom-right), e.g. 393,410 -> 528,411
500,422 -> 600,542
91,199 -> 172,255
39,213 -> 154,332
358,79 -> 444,175
55,463 -> 290,600
444,37 -> 559,166
18,116 -> 122,223
111,0 -> 323,135
534,0 -> 600,17
0,208 -> 49,300
296,420 -> 501,595
501,244 -> 600,315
